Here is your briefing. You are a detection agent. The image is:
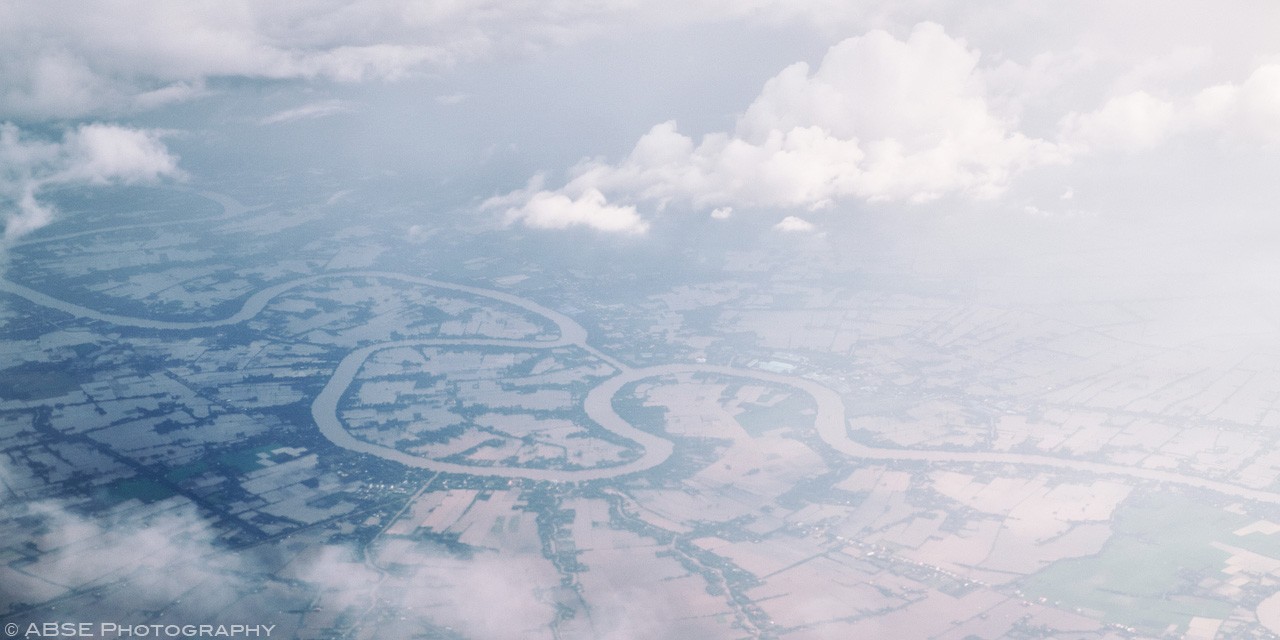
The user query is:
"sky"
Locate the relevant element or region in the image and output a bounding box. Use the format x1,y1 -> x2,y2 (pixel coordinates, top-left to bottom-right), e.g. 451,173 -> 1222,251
0,2 -> 1277,278
3,2 -> 1280,635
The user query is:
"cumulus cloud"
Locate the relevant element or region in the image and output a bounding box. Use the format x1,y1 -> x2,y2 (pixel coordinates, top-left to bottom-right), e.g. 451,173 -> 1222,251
1062,90 -> 1180,152
1,122 -> 183,241
492,18 -> 1280,233
1059,63 -> 1280,152
486,178 -> 650,234
496,23 -> 1068,232
774,215 -> 815,232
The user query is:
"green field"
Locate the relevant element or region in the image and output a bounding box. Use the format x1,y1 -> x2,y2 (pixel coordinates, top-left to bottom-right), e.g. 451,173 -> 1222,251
165,443 -> 281,484
1022,492 -> 1268,632
106,477 -> 177,504
0,363 -> 84,401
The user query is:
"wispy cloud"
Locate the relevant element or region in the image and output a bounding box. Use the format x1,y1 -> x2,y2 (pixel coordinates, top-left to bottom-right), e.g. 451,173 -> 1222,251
0,456 -> 563,636
259,99 -> 352,125
435,92 -> 469,105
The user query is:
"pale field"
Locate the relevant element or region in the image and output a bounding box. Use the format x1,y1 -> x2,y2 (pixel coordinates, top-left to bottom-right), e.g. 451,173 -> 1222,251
693,534 -> 830,579
786,503 -> 860,529
689,435 -> 827,497
835,466 -> 913,493
630,486 -> 761,525
931,597 -> 1104,640
980,522 -> 1113,575
606,491 -> 691,534
565,498 -> 613,551
386,490 -> 452,537
574,527 -> 740,639
873,512 -> 947,549
833,466 -> 919,541
238,454 -> 320,494
640,378 -> 744,438
1215,542 -> 1280,576
929,472 -> 1130,526
856,399 -> 985,449
621,374 -> 835,526
749,554 -> 908,629
908,472 -> 1130,575
446,490 -> 528,548
1186,616 -> 1224,640
788,589 -> 1010,640
1237,450 -> 1280,488
1257,590 -> 1280,635
415,489 -> 480,532
837,492 -> 919,541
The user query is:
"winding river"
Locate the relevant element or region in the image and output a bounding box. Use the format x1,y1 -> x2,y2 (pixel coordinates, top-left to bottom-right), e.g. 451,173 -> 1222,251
5,191 -> 1280,503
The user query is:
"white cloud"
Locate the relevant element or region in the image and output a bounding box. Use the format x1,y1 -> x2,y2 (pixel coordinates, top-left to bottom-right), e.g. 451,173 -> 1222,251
0,450 -> 559,637
488,16 -> 1280,234
0,2 -> 477,118
488,179 -> 650,234
1060,90 -> 1180,151
494,22 -> 1067,232
1,122 -> 183,241
406,223 -> 436,242
0,490 -> 560,637
0,0 -> 884,120
710,206 -> 733,219
1059,63 -> 1280,152
1228,64 -> 1280,141
58,124 -> 183,184
0,498 -> 253,615
774,215 -> 815,232
295,546 -> 559,638
131,80 -> 209,111
259,99 -> 352,125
